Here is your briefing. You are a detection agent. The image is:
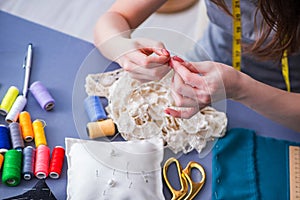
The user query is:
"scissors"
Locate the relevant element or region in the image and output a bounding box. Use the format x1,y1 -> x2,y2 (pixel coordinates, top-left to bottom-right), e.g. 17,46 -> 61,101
163,157 -> 206,200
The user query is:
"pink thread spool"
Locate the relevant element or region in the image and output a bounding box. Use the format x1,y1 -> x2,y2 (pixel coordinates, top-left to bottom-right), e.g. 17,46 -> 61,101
34,144 -> 50,179
30,81 -> 55,111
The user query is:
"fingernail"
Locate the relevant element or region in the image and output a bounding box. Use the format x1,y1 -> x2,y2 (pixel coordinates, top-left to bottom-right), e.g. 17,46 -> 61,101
173,56 -> 184,62
168,60 -> 173,68
164,109 -> 170,115
162,49 -> 170,56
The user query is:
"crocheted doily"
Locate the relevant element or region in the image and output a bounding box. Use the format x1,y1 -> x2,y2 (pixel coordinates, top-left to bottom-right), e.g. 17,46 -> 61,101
85,69 -> 227,154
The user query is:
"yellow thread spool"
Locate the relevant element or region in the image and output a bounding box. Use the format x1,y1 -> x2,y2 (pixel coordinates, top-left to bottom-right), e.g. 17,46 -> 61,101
32,119 -> 47,147
0,86 -> 19,116
86,119 -> 116,139
0,153 -> 3,170
19,111 -> 34,142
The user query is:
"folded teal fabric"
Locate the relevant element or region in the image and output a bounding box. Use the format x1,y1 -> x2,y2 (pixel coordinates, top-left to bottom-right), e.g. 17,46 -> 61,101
212,128 -> 299,200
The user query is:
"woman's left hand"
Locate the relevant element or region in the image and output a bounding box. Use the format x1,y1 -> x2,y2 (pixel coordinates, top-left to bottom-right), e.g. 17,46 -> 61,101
165,56 -> 240,118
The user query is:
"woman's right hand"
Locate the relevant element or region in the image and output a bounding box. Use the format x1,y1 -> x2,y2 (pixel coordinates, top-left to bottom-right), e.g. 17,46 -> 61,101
115,37 -> 171,82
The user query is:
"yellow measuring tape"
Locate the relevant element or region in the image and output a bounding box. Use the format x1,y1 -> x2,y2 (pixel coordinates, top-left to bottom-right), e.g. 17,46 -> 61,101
232,0 -> 291,92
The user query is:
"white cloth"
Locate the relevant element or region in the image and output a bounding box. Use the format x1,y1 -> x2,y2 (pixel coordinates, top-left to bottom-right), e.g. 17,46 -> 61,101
65,138 -> 165,200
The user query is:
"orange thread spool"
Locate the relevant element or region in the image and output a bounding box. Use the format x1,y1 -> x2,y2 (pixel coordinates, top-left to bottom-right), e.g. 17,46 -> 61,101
0,153 -> 3,170
86,119 -> 116,139
19,111 -> 34,142
32,119 -> 47,147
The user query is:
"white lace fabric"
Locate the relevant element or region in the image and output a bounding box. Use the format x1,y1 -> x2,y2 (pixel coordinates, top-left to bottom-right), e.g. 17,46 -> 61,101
85,69 -> 227,154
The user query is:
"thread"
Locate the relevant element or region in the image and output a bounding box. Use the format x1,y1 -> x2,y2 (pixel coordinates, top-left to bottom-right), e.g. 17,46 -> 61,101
0,125 -> 11,153
32,119 -> 47,147
86,119 -> 116,139
49,146 -> 65,179
19,111 -> 34,142
35,144 -> 50,179
84,96 -> 107,122
2,149 -> 22,186
9,122 -> 25,150
30,81 -> 55,111
22,146 -> 35,180
0,153 -> 3,170
0,86 -> 19,116
6,95 -> 27,123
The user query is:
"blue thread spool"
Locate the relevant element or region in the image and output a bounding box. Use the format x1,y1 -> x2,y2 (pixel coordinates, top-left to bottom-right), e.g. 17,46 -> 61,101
0,125 -> 11,153
84,96 -> 107,122
9,122 -> 24,150
22,146 -> 35,180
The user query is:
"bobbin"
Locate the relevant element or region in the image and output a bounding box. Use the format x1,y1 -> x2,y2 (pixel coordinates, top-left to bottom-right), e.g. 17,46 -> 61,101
22,146 -> 35,181
6,95 -> 27,123
30,81 -> 55,111
86,119 -> 117,139
0,124 -> 11,153
9,122 -> 25,150
19,111 -> 34,142
32,119 -> 48,147
35,144 -> 50,179
84,95 -> 107,122
0,86 -> 19,116
2,149 -> 22,186
0,153 -> 3,170
49,146 -> 65,179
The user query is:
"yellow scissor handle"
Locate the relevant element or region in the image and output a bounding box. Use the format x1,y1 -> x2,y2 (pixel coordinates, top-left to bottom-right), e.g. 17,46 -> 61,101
163,157 -> 189,200
182,161 -> 206,200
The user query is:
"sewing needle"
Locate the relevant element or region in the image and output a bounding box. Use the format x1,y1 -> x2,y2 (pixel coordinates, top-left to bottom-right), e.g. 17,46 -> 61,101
23,43 -> 33,97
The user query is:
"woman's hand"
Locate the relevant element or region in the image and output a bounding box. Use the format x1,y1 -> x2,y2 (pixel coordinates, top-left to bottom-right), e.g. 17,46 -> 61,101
115,37 -> 171,82
165,56 -> 241,118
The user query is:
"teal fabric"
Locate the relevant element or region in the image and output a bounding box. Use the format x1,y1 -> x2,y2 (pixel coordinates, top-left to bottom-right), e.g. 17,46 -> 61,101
212,128 -> 299,200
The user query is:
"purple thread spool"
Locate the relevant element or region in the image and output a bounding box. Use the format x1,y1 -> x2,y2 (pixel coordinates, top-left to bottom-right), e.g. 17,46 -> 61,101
30,81 -> 55,111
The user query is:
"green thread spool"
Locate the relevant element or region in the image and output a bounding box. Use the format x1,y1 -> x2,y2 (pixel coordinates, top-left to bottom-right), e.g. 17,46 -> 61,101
2,149 -> 22,186
0,86 -> 19,116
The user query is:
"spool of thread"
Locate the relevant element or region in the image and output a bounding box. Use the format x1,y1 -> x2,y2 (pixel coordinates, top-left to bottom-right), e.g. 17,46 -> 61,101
22,146 -> 35,180
49,146 -> 65,179
9,122 -> 25,150
84,96 -> 107,122
0,125 -> 11,153
32,119 -> 47,147
19,111 -> 34,142
30,81 -> 55,111
86,119 -> 116,139
2,149 -> 22,186
0,153 -> 4,170
35,144 -> 50,179
0,86 -> 19,116
6,95 -> 27,123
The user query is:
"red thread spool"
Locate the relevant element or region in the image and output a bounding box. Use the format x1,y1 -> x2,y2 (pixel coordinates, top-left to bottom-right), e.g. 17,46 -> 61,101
49,146 -> 65,179
34,145 -> 50,179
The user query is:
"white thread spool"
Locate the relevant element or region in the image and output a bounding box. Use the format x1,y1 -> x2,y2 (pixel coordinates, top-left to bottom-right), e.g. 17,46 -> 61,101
6,96 -> 27,123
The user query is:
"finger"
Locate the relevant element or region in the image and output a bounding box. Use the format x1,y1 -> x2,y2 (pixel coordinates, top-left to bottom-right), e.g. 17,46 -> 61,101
143,47 -> 170,57
171,89 -> 198,107
123,61 -> 170,81
164,107 -> 199,119
172,59 -> 206,89
172,72 -> 198,99
145,54 -> 170,67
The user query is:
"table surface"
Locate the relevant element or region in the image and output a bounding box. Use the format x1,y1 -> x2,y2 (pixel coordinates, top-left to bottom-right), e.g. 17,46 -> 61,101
0,11 -> 299,200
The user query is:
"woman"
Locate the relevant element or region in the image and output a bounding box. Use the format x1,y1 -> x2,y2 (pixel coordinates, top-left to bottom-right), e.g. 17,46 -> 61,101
94,0 -> 300,132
